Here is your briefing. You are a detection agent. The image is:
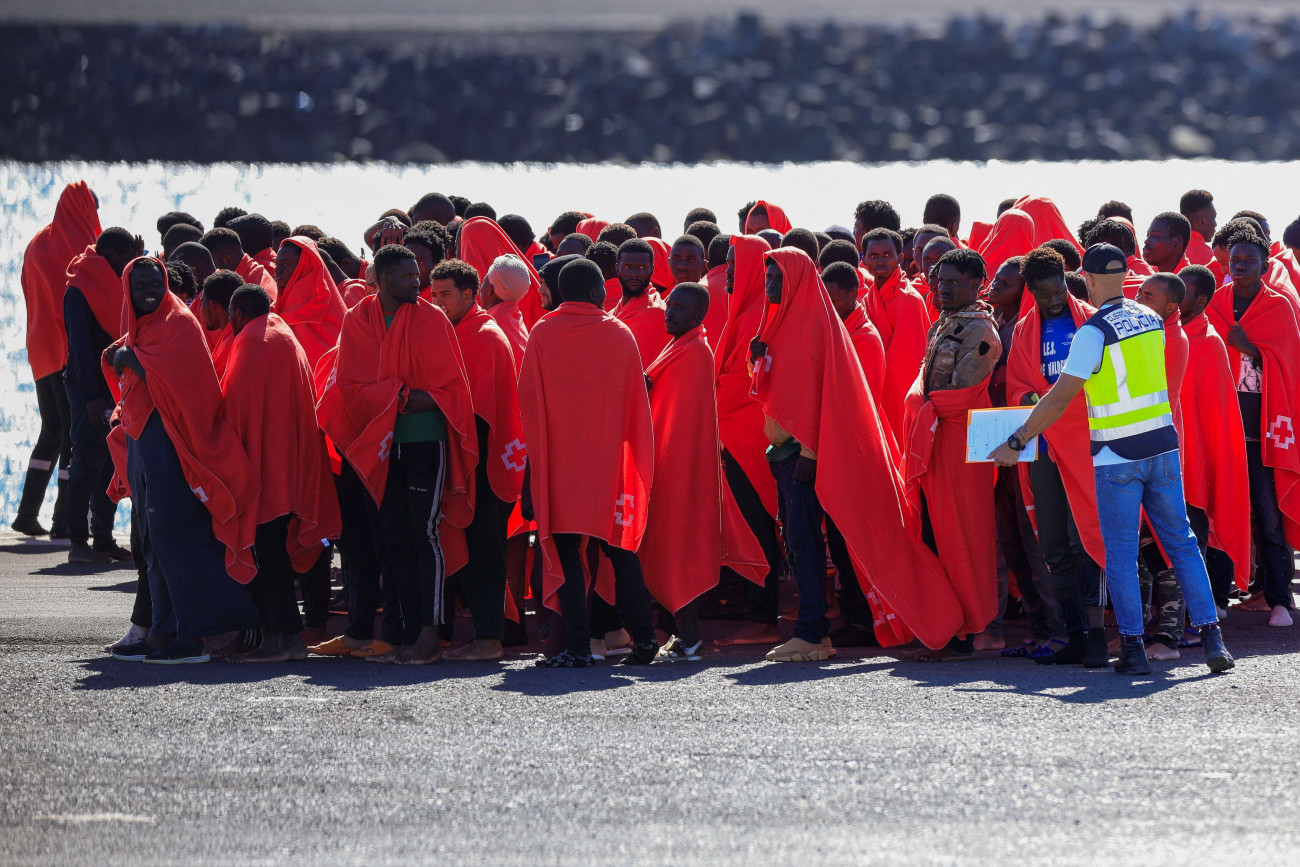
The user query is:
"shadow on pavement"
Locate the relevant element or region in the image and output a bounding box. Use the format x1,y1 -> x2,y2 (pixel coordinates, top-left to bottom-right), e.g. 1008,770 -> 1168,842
33,562 -> 133,577
87,580 -> 139,594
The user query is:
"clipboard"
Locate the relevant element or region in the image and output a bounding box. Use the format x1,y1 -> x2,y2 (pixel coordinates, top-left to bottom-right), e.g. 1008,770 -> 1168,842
966,407 -> 1038,463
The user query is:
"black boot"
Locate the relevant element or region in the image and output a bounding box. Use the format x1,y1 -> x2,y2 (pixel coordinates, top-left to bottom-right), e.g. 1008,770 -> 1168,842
1036,629 -> 1086,665
1113,637 -> 1151,674
11,466 -> 53,536
1201,625 -> 1235,673
49,477 -> 69,538
1083,627 -> 1110,668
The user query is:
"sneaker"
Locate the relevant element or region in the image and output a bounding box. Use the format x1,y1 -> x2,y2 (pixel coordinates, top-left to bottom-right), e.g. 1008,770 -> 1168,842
68,542 -> 110,564
619,639 -> 659,665
1201,625 -> 1235,673
1113,638 -> 1151,675
1082,627 -> 1111,668
109,641 -> 153,661
766,637 -> 831,662
143,639 -> 211,665
655,636 -> 703,662
92,541 -> 133,561
534,650 -> 595,668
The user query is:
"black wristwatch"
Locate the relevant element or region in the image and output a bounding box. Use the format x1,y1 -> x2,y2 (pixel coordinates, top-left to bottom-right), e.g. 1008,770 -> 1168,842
1006,432 -> 1027,452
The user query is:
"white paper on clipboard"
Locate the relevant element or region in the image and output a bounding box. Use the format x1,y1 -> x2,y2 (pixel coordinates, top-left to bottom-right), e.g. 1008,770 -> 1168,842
966,407 -> 1038,463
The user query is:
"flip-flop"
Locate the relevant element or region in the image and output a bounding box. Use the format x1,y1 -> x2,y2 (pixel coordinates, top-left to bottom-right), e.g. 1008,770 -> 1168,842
307,636 -> 358,657
350,640 -> 395,658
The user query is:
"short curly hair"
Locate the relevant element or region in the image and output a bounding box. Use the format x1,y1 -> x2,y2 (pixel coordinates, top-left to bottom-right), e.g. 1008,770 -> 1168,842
1020,247 -> 1067,286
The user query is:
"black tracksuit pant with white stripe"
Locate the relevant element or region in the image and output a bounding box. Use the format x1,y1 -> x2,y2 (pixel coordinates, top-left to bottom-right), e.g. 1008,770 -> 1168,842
376,440 -> 447,646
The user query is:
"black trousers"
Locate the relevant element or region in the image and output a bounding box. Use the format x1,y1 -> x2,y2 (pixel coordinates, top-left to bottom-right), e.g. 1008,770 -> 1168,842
553,534 -> 654,656
339,459 -> 384,642
1186,506 -> 1237,609
15,370 -> 71,524
250,515 -> 305,636
826,516 -> 871,628
1245,440 -> 1295,610
1028,452 -> 1102,633
375,440 -> 447,646
722,448 -> 782,625
451,418 -> 510,641
64,378 -> 116,547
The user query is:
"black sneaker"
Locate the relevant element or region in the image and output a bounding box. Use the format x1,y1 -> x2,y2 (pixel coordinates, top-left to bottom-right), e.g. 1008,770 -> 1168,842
1082,627 -> 1111,668
109,641 -> 153,661
1201,625 -> 1235,673
143,639 -> 210,665
1113,638 -> 1151,675
619,639 -> 659,665
534,650 -> 595,668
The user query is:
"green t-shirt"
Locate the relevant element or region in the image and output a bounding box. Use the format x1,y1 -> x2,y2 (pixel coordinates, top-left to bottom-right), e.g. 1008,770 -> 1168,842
385,312 -> 447,444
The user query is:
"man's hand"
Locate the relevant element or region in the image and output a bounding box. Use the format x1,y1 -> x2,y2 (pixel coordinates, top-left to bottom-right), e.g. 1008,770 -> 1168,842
366,217 -> 407,252
794,455 -> 816,484
111,345 -> 142,378
85,397 -> 111,428
749,337 -> 768,363
989,442 -> 1022,468
1226,324 -> 1262,362
403,388 -> 437,413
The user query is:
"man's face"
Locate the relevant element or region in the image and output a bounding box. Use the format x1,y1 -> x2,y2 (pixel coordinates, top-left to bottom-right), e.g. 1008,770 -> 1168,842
664,288 -> 704,337
1190,204 -> 1217,239
617,251 -> 653,297
987,262 -> 1025,309
669,242 -> 705,286
1178,288 -> 1208,324
378,258 -> 421,307
1228,243 -> 1264,291
211,246 -> 240,272
548,226 -> 567,249
199,292 -> 228,331
1136,279 -> 1178,320
274,243 -> 301,292
1212,243 -> 1228,269
178,251 -> 215,287
724,244 -> 737,295
921,240 -> 955,282
825,280 -> 858,321
862,239 -> 899,282
1028,275 -> 1069,320
852,217 -> 868,247
912,232 -> 939,275
129,262 -> 165,317
430,278 -> 475,325
933,263 -> 979,311
228,305 -> 251,336
404,241 -> 434,289
1143,220 -> 1181,268
746,211 -> 770,234
764,260 -> 783,305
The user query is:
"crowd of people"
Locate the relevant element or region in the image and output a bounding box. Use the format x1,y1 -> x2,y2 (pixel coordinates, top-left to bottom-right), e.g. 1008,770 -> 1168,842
16,181 -> 1300,674
5,13 -> 1300,163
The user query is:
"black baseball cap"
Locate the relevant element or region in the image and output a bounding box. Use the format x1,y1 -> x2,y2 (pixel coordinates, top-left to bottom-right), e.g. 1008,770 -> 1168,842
1081,243 -> 1127,275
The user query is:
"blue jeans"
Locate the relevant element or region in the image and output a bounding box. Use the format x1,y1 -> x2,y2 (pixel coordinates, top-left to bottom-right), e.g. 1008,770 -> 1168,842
771,453 -> 828,643
1093,450 -> 1219,637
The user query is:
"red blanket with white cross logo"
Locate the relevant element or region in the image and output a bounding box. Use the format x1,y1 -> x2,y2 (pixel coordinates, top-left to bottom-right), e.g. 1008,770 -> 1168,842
316,293 -> 478,575
517,301 -> 654,614
1207,283 -> 1300,549
454,303 -> 525,504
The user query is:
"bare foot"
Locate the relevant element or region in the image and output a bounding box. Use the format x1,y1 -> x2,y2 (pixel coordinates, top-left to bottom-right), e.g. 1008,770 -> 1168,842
1146,642 -> 1180,660
1269,606 -> 1294,627
590,638 -> 607,658
1237,593 -> 1272,612
395,628 -> 442,665
443,639 -> 504,661
241,632 -> 292,663
716,623 -> 781,646
914,647 -> 974,662
299,627 -> 330,648
973,634 -> 1005,651
603,628 -> 631,651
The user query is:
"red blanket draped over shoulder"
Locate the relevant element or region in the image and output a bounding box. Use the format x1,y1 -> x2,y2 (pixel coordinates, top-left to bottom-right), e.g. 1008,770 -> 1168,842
22,181 -> 101,380
1180,314 -> 1251,588
518,302 -> 654,614
976,208 -> 1036,274
902,348 -> 999,636
613,290 -> 670,369
646,237 -> 674,292
222,312 -> 341,570
862,268 -> 930,440
575,217 -> 610,242
639,327 -> 766,613
1006,294 -> 1107,566
316,294 -> 478,574
236,253 -> 279,302
339,278 -> 370,309
1207,285 -> 1300,548
1015,196 -> 1084,254
459,217 -> 546,327
66,246 -> 125,338
487,301 -> 528,374
455,304 -> 525,503
1186,231 -> 1215,267
843,304 -> 887,402
274,236 -> 345,371
746,200 -> 792,234
701,263 -> 730,346
1164,310 -> 1189,442
107,258 -> 259,582
714,235 -> 777,517
752,248 -> 965,649
967,220 -> 993,252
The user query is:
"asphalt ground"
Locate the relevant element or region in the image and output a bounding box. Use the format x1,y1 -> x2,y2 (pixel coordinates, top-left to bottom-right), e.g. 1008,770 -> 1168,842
3,532 -> 1300,865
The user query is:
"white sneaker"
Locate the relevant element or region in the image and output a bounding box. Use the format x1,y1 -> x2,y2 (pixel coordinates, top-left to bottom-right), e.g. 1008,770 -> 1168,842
104,624 -> 148,654
1268,606 -> 1293,628
654,636 -> 703,662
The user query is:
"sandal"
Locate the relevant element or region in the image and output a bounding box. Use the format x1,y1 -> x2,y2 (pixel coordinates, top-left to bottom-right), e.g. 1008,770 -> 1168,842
1025,639 -> 1066,660
350,640 -> 395,658
1001,639 -> 1041,658
306,636 -> 358,657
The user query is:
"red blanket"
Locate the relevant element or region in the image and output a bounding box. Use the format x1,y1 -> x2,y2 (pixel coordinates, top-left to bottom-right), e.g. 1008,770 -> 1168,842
746,200 -> 792,234
517,302 -> 654,613
843,304 -> 886,403
1164,310 -> 1189,443
967,220 -> 993,252
487,301 -> 528,374
602,277 -> 621,312
459,217 -> 545,327
66,246 -> 124,338
1006,294 -> 1107,566
646,237 -> 673,292
236,253 -> 279,302
753,248 -> 965,648
1180,314 -> 1251,588
977,208 -> 1036,274
1186,231 -> 1214,267
107,259 -> 259,582
316,294 -> 478,574
1122,255 -> 1157,299
862,268 -> 930,440
1207,284 -> 1300,548
339,278 -> 370,309
639,327 -> 766,612
612,289 -> 670,368
21,181 -> 101,379
222,312 -> 341,570
274,237 -> 346,371
701,263 -> 730,348
455,304 -> 525,503
209,323 -> 235,378
575,217 -> 610,242
1015,196 -> 1083,254
714,235 -> 777,517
